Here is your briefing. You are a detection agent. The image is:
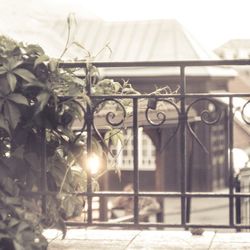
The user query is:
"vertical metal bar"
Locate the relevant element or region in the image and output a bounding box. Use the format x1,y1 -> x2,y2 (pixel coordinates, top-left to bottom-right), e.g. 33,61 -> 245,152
186,123 -> 195,223
235,174 -> 241,231
40,127 -> 47,215
228,97 -> 234,227
133,98 -> 139,225
86,63 -> 93,224
180,66 -> 187,227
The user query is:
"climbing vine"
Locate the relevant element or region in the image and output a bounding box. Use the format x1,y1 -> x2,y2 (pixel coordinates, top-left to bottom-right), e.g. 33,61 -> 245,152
0,32 -> 141,249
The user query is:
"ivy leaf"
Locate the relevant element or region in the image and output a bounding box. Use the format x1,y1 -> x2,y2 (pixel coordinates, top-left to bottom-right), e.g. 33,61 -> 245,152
34,55 -> 49,68
0,66 -> 7,75
3,101 -> 21,130
91,137 -> 103,156
13,68 -> 36,82
1,178 -> 20,196
8,94 -> 28,106
0,114 -> 10,135
104,129 -> 124,147
25,44 -> 45,56
5,57 -> 23,71
48,59 -> 58,72
0,96 -> 4,109
113,81 -> 122,92
12,145 -> 25,159
0,77 -> 11,95
13,240 -> 25,250
8,218 -> 20,228
17,221 -> 30,233
25,152 -> 40,172
34,91 -> 51,115
7,72 -> 17,91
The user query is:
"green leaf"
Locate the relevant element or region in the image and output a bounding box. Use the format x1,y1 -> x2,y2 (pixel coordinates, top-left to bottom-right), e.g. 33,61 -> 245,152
34,55 -> 49,68
104,129 -> 124,147
91,137 -> 103,156
13,68 -> 36,82
104,130 -> 111,146
48,59 -> 58,72
0,66 -> 7,75
0,76 -> 11,95
26,44 -> 45,56
7,72 -> 17,91
113,81 -> 122,92
8,218 -> 20,228
0,177 -> 19,196
5,57 -> 23,71
12,145 -> 25,159
34,91 -> 50,115
0,114 -> 10,134
25,152 -> 39,172
13,240 -> 25,250
3,101 -> 21,129
8,94 -> 28,105
17,221 -> 30,233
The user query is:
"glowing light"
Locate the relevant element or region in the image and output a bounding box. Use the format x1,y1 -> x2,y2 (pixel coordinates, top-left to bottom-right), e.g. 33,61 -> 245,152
87,153 -> 101,175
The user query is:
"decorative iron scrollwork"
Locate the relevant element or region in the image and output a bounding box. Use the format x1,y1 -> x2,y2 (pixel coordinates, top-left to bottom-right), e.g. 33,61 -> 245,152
186,97 -> 222,153
145,98 -> 180,150
93,98 -> 127,127
241,99 -> 250,125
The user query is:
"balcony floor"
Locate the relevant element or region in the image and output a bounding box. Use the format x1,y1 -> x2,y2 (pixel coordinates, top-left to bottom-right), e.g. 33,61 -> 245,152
45,228 -> 250,249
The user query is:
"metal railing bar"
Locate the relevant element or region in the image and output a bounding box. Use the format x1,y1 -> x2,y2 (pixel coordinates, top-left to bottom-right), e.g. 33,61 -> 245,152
89,93 -> 250,99
133,98 -> 139,225
180,66 -> 187,226
86,64 -> 93,224
65,221 -> 250,229
40,127 -> 47,215
21,190 -> 250,198
228,97 -> 235,227
59,59 -> 250,68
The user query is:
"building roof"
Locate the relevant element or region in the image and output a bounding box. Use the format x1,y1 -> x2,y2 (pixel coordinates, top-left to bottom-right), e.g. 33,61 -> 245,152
216,39 -> 250,50
53,19 -> 235,79
0,15 -> 235,78
60,19 -> 218,62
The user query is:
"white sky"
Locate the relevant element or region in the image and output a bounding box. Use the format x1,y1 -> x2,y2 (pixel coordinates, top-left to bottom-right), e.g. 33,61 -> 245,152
1,0 -> 250,51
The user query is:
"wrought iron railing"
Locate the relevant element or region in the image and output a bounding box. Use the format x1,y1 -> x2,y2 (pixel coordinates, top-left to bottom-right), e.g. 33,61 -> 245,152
43,60 -> 250,230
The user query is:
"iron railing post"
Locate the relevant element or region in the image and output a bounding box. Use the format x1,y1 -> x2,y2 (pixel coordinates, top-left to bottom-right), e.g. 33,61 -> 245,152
180,66 -> 187,227
235,174 -> 241,231
228,97 -> 235,227
133,98 -> 139,225
40,126 -> 47,215
86,63 -> 93,224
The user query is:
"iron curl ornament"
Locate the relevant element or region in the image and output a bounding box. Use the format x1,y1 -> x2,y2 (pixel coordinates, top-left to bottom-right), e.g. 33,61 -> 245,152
92,98 -> 127,128
145,97 -> 181,150
241,99 -> 250,125
91,98 -> 127,154
186,97 -> 222,153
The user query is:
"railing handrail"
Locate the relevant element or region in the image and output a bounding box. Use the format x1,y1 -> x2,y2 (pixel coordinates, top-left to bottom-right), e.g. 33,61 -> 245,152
60,59 -> 250,68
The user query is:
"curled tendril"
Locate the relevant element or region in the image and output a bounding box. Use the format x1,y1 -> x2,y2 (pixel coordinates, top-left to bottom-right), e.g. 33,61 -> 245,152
186,97 -> 222,153
241,100 -> 250,125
